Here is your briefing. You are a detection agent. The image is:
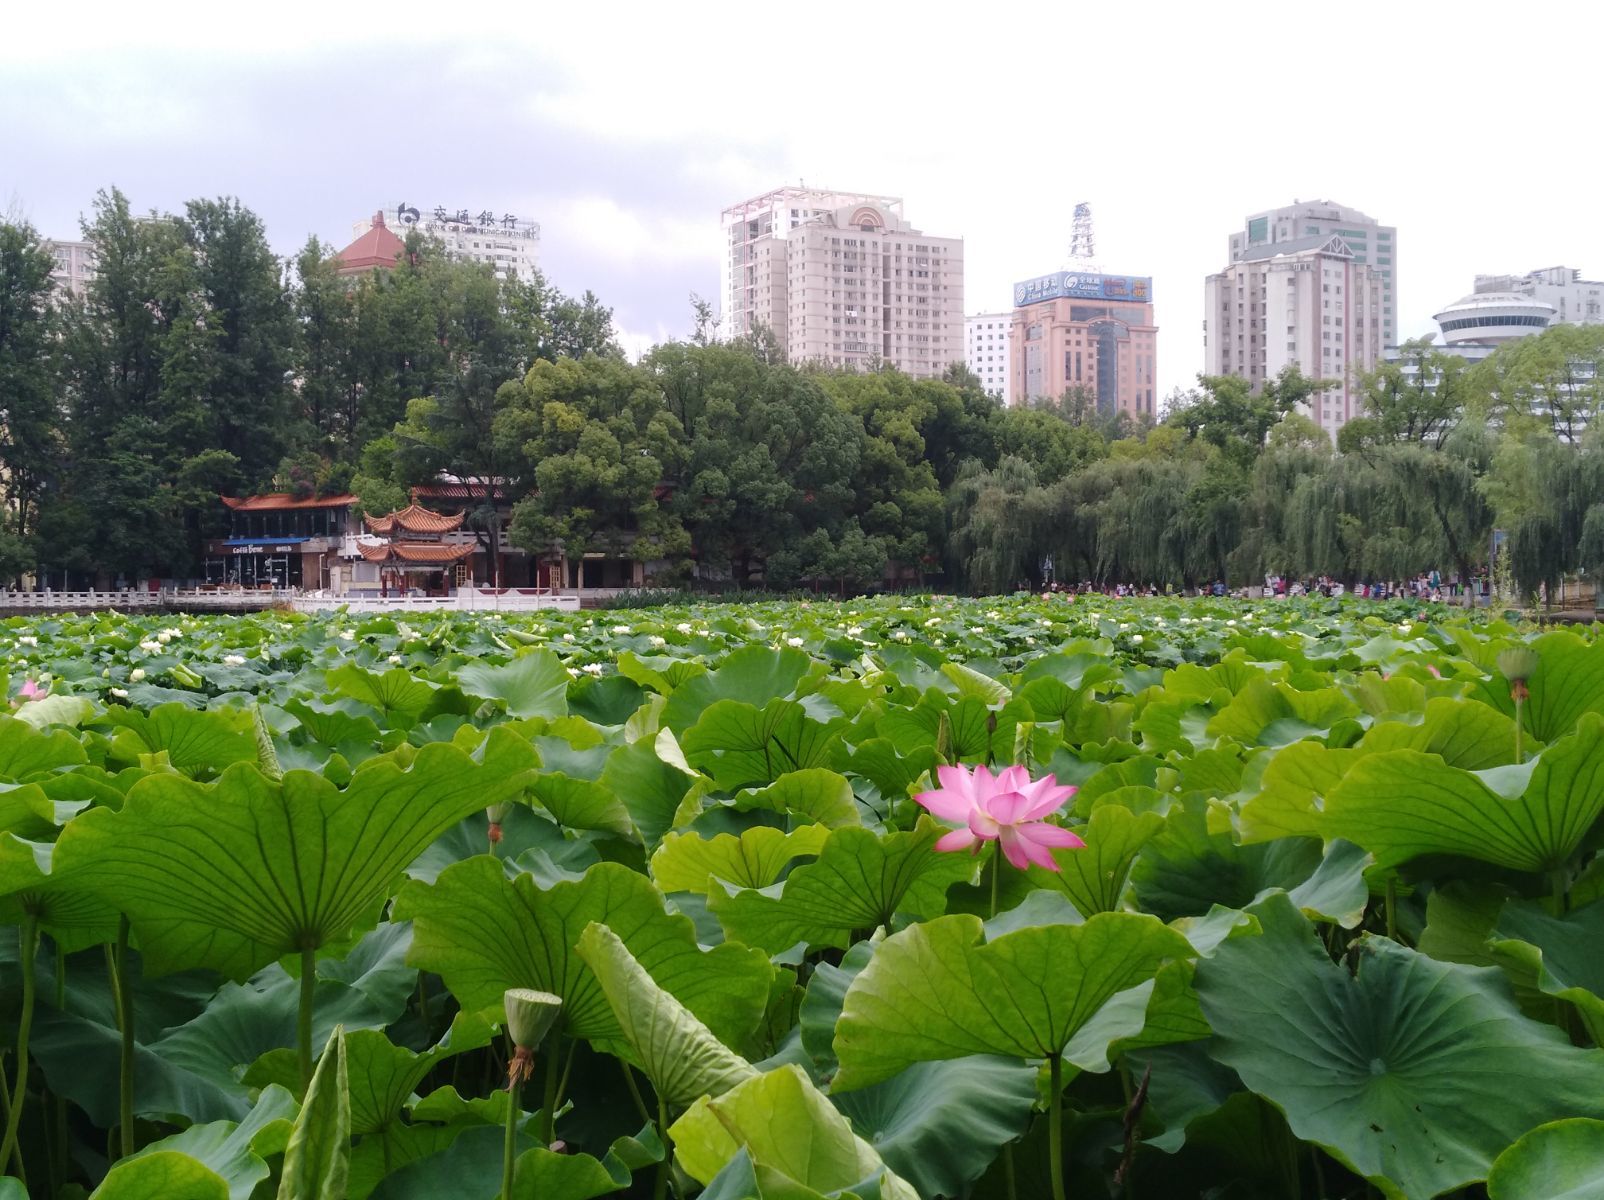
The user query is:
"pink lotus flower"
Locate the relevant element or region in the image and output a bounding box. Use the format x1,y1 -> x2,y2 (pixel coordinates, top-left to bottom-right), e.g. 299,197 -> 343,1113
14,679 -> 43,705
916,764 -> 1085,871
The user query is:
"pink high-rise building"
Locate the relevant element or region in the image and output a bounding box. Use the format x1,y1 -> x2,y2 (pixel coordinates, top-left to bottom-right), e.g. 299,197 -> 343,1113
1008,272 -> 1158,418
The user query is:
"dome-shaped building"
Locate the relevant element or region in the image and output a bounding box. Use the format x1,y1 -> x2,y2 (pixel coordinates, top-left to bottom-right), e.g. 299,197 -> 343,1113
1432,291 -> 1555,346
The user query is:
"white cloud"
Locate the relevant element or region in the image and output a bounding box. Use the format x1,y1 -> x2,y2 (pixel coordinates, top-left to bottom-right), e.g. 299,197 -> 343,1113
542,195 -> 719,269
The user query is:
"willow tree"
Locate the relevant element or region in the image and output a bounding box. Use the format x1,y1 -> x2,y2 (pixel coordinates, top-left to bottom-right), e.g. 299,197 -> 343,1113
946,457 -> 1045,593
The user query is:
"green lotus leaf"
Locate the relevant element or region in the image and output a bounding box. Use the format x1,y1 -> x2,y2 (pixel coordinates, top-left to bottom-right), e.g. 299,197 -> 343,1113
326,663 -> 443,718
651,824 -> 830,894
90,1150 -> 230,1200
598,735 -> 702,848
529,773 -> 636,839
659,644 -> 815,731
575,922 -> 757,1106
117,1084 -> 297,1200
1194,892 -> 1604,1199
14,693 -> 94,731
0,713 -> 89,779
0,832 -> 121,950
1357,696 -> 1524,768
670,1064 -> 917,1199
1236,743 -> 1360,843
100,703 -> 258,777
1491,897 -> 1604,1042
1206,678 -> 1360,748
831,1057 -> 1038,1199
1487,1118 -> 1604,1200
395,858 -> 772,1049
798,941 -> 874,1078
278,1026 -> 349,1200
831,910 -> 1193,1091
709,819 -> 975,954
939,660 -> 1010,704
1471,631 -> 1604,743
731,769 -> 861,828
54,729 -> 538,979
1324,713 -> 1604,874
1027,803 -> 1162,916
683,698 -> 844,792
456,649 -> 570,719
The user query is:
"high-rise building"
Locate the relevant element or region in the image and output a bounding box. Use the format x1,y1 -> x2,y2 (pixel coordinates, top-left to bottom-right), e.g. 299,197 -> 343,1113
720,186 -> 964,378
1229,201 -> 1397,349
965,312 -> 1012,399
355,203 -> 541,283
1008,272 -> 1158,418
1204,234 -> 1384,438
1472,266 -> 1603,327
45,239 -> 95,296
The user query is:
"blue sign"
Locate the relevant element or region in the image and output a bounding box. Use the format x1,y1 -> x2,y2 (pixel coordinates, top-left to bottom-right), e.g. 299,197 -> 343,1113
1013,272 -> 1152,307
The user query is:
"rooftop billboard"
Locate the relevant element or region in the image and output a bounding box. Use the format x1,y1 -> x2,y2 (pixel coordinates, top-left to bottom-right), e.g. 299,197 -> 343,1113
1014,272 -> 1152,307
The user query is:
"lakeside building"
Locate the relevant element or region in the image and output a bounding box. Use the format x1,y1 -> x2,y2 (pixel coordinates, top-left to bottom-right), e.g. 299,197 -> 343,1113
720,186 -> 964,378
1472,266 -> 1602,327
965,312 -> 1013,400
1204,233 -> 1384,438
45,239 -> 95,296
1008,272 -> 1158,418
1227,200 -> 1397,348
345,204 -> 541,283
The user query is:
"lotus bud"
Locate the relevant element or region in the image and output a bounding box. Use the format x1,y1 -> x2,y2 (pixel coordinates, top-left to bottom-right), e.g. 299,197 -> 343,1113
1497,646 -> 1540,701
503,987 -> 562,1089
486,800 -> 513,845
935,710 -> 953,766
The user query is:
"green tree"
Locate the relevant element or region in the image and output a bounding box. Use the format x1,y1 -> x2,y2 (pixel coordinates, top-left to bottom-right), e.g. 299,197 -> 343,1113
0,219 -> 63,572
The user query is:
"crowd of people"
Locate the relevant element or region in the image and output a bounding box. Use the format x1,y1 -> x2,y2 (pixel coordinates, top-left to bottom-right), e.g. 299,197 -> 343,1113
1038,570 -> 1495,604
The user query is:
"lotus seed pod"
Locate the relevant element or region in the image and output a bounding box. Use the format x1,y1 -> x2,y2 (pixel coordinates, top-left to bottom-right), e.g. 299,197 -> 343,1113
503,988 -> 562,1048
1496,646 -> 1540,684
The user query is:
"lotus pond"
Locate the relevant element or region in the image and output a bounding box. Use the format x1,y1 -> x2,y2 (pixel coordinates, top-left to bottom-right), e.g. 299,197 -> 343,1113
2,594 -> 1602,1200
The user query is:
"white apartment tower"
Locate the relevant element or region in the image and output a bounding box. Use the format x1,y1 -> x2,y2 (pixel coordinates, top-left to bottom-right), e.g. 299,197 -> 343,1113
965,312 -> 1012,399
1204,234 -> 1384,439
1472,266 -> 1603,327
721,186 -> 964,378
1229,201 -> 1397,349
46,239 -> 95,296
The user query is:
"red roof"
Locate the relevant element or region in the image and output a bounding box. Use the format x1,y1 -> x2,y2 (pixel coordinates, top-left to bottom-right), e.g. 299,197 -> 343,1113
412,480 -> 508,503
334,214 -> 405,276
357,541 -> 477,565
365,503 -> 465,535
222,493 -> 358,511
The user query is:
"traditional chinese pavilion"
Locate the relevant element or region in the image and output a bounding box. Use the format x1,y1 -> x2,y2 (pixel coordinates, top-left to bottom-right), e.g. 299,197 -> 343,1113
359,503 -> 476,595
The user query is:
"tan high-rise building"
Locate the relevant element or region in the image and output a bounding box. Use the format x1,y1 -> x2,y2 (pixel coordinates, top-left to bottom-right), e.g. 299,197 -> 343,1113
720,186 -> 963,378
1008,273 -> 1158,418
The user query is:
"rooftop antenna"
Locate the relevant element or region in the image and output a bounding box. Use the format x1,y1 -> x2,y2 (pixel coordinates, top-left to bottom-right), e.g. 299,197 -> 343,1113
1069,202 -> 1098,271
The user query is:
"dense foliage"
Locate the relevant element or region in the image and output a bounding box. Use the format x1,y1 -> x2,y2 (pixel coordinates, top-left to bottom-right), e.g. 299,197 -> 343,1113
6,203 -> 1604,597
3,595 -> 1604,1199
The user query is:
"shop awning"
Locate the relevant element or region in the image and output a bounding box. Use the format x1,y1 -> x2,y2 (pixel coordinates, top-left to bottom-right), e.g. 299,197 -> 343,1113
223,537 -> 307,547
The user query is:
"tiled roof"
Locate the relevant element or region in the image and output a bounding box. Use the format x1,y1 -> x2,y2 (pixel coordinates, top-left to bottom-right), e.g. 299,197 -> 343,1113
365,503 -> 465,535
334,214 -> 405,274
357,541 -> 477,565
412,479 -> 507,502
221,493 -> 358,511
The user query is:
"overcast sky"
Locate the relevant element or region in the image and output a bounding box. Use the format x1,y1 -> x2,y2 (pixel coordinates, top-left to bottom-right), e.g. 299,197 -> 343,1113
5,1 -> 1601,397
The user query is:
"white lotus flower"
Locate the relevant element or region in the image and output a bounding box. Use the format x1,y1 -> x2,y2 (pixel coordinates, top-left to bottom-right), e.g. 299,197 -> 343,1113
338,630 -> 355,641
847,626 -> 863,637
388,654 -> 403,665
110,687 -> 128,699
129,668 -> 146,682
786,637 -> 804,648
223,654 -> 246,666
648,635 -> 666,647
676,623 -> 693,634
1131,634 -> 1143,644
138,641 -> 161,653
612,625 -> 631,635
17,636 -> 36,647
925,618 -> 941,627
582,663 -> 604,676
562,633 -> 575,642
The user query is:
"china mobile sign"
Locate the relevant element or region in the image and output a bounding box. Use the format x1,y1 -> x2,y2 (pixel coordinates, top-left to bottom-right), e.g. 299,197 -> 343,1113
1014,272 -> 1152,306
394,205 -> 540,241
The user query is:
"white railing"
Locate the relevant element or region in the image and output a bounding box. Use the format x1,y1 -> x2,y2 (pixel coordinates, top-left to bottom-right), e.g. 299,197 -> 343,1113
0,589 -> 166,609
292,588 -> 580,613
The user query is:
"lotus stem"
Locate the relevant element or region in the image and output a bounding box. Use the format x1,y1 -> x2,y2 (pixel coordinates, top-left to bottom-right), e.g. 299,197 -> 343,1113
1384,877 -> 1397,941
620,1061 -> 652,1126
1048,1052 -> 1066,1200
0,914 -> 39,1174
1552,866 -> 1569,916
654,1091 -> 671,1200
1513,692 -> 1525,764
542,1032 -> 561,1147
51,941 -> 67,1190
298,944 -> 316,1088
502,1053 -> 528,1200
0,1058 -> 21,1186
990,842 -> 1001,919
112,916 -> 135,1158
